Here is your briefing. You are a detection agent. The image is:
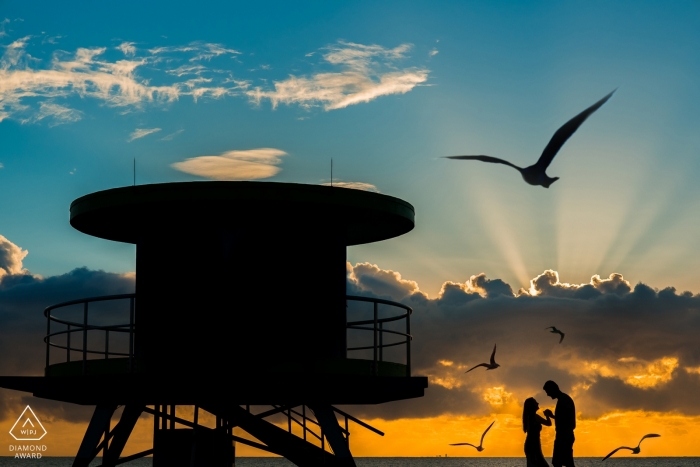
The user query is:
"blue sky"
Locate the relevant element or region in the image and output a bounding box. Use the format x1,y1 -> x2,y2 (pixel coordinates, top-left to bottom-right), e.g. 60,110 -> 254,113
1,0 -> 700,295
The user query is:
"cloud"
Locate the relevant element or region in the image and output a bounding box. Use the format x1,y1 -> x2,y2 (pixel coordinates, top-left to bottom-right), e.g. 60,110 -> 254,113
127,127 -> 161,142
0,19 -> 9,38
345,263 -> 700,421
246,41 -> 429,110
429,48 -> 439,56
348,262 -> 421,301
320,181 -> 379,192
160,129 -> 184,141
0,37 -> 248,124
0,235 -> 28,277
0,162 -> 3,169
171,148 -> 287,180
30,102 -> 82,126
116,41 -> 136,56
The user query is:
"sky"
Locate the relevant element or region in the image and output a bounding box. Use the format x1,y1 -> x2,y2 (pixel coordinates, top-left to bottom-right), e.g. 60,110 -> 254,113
1,0 -> 700,459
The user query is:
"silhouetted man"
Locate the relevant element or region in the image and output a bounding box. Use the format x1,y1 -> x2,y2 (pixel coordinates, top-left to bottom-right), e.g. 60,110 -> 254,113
543,380 -> 575,467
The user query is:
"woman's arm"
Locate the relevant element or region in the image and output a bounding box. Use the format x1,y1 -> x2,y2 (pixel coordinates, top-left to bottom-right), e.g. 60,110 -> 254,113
536,414 -> 552,427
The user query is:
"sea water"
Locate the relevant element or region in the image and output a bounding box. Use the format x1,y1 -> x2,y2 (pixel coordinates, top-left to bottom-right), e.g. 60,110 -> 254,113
0,458 -> 699,467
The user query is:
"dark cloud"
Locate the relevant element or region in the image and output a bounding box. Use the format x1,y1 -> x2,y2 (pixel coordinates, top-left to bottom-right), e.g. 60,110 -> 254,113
2,237 -> 700,425
0,237 -> 134,421
348,262 -> 700,420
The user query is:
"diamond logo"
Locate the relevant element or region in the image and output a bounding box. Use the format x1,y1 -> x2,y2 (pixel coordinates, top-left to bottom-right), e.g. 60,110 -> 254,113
9,406 -> 47,441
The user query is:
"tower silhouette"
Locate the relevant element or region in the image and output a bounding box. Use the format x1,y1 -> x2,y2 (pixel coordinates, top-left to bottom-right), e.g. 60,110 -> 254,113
0,182 -> 427,466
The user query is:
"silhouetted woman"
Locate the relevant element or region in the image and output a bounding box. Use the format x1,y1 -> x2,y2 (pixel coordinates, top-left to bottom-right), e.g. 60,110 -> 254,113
523,397 -> 552,467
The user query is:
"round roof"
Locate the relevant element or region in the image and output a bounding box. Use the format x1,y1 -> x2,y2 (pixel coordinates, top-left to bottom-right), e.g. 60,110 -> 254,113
70,182 -> 415,246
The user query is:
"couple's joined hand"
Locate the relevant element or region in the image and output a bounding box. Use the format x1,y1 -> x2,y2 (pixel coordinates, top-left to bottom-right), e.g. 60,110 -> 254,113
543,409 -> 554,418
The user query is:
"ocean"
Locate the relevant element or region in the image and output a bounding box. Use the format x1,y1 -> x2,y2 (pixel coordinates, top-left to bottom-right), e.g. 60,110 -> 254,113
0,458 -> 699,467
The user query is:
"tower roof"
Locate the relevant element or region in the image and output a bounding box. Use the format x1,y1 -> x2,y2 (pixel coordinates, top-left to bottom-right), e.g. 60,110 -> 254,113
70,181 -> 415,246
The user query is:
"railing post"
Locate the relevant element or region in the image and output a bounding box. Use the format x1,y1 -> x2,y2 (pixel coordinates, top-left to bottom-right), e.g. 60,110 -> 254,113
45,312 -> 50,370
82,301 -> 88,375
129,296 -> 135,373
379,321 -> 383,362
406,309 -> 411,377
303,405 -> 307,441
372,301 -> 378,376
105,330 -> 109,360
67,324 -> 71,362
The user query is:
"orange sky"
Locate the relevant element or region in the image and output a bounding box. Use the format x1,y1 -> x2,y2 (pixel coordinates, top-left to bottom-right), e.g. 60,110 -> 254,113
1,400 -> 696,459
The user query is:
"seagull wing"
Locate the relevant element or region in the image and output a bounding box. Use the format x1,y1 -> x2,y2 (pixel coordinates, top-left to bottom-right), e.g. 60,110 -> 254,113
534,90 -> 616,171
444,155 -> 522,172
480,421 -> 496,445
490,344 -> 497,365
638,434 -> 661,447
545,326 -> 555,331
466,363 -> 489,373
602,446 -> 633,461
449,443 -> 478,449
558,332 -> 565,344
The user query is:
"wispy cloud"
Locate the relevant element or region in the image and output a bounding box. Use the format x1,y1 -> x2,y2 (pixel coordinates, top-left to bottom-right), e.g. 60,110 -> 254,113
128,128 -> 161,142
247,41 -> 429,110
0,37 -> 247,124
429,48 -> 439,56
320,181 -> 379,192
0,162 -> 4,169
160,129 -> 184,141
172,148 -> 287,180
0,19 -> 8,38
30,102 -> 82,126
116,41 -> 136,56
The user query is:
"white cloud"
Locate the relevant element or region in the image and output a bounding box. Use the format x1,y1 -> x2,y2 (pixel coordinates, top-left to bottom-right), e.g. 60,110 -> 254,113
160,129 -> 184,141
320,181 -> 379,192
0,37 -> 248,124
0,162 -> 3,169
0,234 -> 28,277
0,19 -> 10,38
127,128 -> 161,142
247,41 -> 429,110
172,148 -> 287,180
429,48 -> 439,56
116,41 -> 136,56
31,102 -> 82,126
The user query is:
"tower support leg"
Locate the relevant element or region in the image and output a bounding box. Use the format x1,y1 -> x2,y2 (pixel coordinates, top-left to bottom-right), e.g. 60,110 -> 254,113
103,405 -> 145,467
309,405 -> 356,467
73,404 -> 117,467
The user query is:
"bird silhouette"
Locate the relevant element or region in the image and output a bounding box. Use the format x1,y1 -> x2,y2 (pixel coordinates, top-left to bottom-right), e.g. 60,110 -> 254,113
444,90 -> 616,188
545,326 -> 565,344
449,420 -> 496,452
466,344 -> 500,373
602,434 -> 661,461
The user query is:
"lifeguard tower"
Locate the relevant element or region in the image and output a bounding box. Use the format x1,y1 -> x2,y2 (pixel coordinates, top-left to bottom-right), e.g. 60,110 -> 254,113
0,182 -> 427,466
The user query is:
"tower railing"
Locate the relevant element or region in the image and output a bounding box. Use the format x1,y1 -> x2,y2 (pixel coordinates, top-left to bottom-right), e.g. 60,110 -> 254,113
43,293 -> 412,376
44,293 -> 136,375
345,295 -> 413,376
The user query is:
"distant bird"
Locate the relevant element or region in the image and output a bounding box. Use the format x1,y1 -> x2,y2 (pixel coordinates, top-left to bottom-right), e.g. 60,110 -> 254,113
449,420 -> 496,452
444,90 -> 616,188
466,344 -> 500,373
545,326 -> 565,343
602,434 -> 661,461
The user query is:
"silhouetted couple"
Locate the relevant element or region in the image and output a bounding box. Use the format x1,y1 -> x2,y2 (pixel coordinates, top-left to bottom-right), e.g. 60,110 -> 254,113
523,380 -> 576,467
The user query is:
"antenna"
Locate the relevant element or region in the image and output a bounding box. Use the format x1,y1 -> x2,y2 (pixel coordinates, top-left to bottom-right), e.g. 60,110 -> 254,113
331,158 -> 333,187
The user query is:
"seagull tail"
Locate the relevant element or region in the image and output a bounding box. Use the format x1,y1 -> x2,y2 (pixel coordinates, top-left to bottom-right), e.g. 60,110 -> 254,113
542,177 -> 560,188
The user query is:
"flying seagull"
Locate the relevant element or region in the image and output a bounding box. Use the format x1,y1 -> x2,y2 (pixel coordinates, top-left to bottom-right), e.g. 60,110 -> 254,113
449,420 -> 496,452
444,90 -> 616,188
602,434 -> 661,461
545,326 -> 565,344
466,344 -> 500,373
